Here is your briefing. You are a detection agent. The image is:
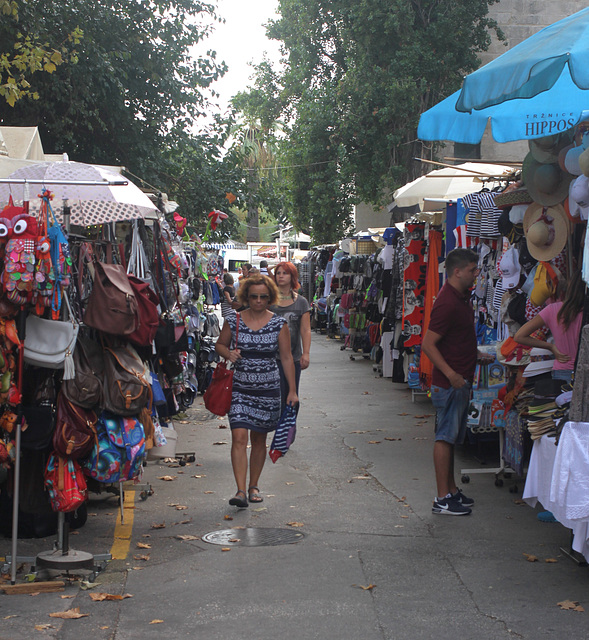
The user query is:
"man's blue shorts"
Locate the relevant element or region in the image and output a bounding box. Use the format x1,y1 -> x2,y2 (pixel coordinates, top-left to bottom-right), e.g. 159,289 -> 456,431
431,383 -> 472,445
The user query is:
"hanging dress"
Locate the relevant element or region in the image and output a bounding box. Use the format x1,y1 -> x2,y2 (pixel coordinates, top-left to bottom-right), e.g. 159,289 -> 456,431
226,313 -> 286,433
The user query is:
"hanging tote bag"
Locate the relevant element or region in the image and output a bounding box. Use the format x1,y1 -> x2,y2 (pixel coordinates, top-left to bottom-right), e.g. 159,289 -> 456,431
44,454 -> 88,513
83,261 -> 138,336
23,293 -> 79,379
203,314 -> 239,416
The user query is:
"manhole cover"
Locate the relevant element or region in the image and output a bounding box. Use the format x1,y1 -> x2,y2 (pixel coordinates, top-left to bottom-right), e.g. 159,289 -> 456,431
202,527 -> 305,547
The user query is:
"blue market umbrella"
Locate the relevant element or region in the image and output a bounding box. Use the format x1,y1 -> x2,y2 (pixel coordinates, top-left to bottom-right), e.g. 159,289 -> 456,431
418,72 -> 589,144
456,7 -> 589,113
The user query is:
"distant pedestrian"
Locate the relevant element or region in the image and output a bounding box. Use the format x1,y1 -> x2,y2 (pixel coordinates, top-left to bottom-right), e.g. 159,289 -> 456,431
259,260 -> 269,276
422,248 -> 483,516
271,261 -> 311,412
220,272 -> 235,318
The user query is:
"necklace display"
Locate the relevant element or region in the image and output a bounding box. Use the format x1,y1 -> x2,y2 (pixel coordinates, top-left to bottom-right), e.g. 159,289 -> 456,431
279,291 -> 294,301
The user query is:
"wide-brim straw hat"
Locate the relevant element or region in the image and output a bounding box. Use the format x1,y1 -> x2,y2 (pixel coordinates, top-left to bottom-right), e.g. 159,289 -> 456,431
528,130 -> 574,164
522,153 -> 573,207
523,203 -> 570,262
493,187 -> 533,209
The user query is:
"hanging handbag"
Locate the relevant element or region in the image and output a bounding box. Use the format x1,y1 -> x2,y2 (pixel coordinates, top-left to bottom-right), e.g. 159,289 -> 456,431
127,275 -> 160,347
52,392 -> 99,459
61,334 -> 105,409
84,261 -> 138,336
23,294 -> 79,379
44,454 -> 88,513
103,344 -> 152,416
203,313 -> 239,416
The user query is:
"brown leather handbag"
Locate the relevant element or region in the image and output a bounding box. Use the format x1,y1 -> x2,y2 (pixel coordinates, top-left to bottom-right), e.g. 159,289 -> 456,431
84,262 -> 138,336
52,392 -> 99,459
61,335 -> 105,409
103,344 -> 151,416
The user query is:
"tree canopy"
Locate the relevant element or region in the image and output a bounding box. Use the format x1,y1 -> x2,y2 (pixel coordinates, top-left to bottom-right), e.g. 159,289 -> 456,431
242,0 -> 503,243
0,0 -> 225,176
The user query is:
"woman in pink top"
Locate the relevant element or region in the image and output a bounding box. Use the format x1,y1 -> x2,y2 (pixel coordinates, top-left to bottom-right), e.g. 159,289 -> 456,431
515,270 -> 584,382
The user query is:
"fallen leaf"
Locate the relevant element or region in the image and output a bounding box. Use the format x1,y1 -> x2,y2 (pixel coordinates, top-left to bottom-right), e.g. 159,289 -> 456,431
523,553 -> 538,562
173,519 -> 192,526
136,542 -> 151,549
401,515 -> 409,519
253,507 -> 267,512
557,600 -> 584,612
175,505 -> 188,511
224,515 -> 234,520
398,412 -> 409,416
414,415 -> 426,418
368,440 -> 381,444
167,502 -> 179,507
151,522 -> 166,529
192,475 -> 206,478
228,538 -> 241,543
204,491 -> 215,494
30,592 -> 41,597
60,595 -> 75,599
149,619 -> 164,624
100,627 -> 110,630
513,499 -> 526,506
285,482 -> 294,485
362,391 -> 372,395
351,475 -> 370,480
232,525 -> 246,530
35,624 -> 54,630
157,476 -> 176,482
384,437 -> 400,441
221,547 -> 231,552
178,420 -> 189,424
358,584 -> 376,590
176,534 -> 200,541
545,558 -> 558,563
49,608 -> 89,619
133,554 -> 150,561
349,430 -> 367,434
286,521 -> 304,527
89,593 -> 133,602
4,615 -> 19,619
213,441 -> 228,445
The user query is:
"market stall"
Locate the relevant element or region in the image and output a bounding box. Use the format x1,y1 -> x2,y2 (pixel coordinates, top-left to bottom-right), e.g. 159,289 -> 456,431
0,159 -> 227,582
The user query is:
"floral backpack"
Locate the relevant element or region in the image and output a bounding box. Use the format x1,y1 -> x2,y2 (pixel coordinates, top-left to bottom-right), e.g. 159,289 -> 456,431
84,413 -> 146,483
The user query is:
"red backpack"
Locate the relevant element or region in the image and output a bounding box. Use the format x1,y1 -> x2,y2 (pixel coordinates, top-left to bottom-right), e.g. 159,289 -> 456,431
44,454 -> 88,512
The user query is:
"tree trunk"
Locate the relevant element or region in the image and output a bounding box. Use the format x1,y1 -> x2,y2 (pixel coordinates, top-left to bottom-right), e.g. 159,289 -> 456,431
246,168 -> 260,242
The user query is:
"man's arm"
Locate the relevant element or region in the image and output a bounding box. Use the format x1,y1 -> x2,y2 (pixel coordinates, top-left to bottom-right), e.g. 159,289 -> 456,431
422,329 -> 466,389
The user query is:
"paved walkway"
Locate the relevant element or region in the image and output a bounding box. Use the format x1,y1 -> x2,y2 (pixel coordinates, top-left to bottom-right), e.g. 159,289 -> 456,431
1,333 -> 588,639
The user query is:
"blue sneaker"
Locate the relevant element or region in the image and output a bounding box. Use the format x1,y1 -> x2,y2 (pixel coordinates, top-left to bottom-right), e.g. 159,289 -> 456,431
452,488 -> 475,508
432,496 -> 472,516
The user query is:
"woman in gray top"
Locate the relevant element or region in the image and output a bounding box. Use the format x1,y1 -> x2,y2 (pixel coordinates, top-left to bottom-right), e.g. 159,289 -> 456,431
271,262 -> 311,411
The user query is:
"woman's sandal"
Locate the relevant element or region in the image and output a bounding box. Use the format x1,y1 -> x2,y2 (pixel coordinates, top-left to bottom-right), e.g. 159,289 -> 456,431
229,490 -> 249,508
248,486 -> 263,503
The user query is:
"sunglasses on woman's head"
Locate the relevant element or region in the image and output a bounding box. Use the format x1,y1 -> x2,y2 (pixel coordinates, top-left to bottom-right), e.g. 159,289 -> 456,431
248,294 -> 269,300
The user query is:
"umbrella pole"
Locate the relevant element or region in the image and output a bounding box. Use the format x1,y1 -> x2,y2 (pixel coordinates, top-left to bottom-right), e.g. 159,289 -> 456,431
10,308 -> 26,584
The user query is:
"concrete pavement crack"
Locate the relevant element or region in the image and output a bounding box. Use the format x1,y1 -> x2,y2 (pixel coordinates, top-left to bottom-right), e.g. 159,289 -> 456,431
357,550 -> 387,640
444,555 -> 525,639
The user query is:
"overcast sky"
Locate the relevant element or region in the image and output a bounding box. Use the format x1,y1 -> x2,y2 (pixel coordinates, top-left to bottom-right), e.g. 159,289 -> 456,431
199,0 -> 282,118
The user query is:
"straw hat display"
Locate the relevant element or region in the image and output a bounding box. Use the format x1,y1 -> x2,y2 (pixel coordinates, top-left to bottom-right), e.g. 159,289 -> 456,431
523,203 -> 570,262
522,153 -> 573,207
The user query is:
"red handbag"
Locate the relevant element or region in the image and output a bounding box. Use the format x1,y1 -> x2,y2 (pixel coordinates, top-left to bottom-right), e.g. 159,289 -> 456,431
44,454 -> 88,513
203,314 -> 239,416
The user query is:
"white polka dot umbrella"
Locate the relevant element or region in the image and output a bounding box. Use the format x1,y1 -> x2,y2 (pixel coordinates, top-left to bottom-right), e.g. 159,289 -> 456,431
0,160 -> 159,226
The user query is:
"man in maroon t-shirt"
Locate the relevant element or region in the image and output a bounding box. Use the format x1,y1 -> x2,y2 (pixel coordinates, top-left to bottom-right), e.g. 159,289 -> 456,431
422,248 -> 483,516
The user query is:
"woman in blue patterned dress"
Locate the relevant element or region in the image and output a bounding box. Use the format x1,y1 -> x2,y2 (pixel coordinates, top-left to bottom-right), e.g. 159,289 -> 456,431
215,275 -> 298,508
